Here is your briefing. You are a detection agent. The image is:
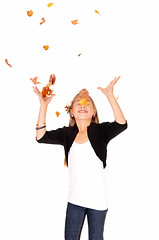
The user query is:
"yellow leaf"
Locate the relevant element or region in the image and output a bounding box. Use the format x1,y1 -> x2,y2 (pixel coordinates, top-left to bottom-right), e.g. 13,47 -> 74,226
47,3 -> 53,7
80,98 -> 88,106
94,10 -> 101,16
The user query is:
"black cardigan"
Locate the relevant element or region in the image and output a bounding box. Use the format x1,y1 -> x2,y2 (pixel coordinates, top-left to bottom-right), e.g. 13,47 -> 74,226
36,120 -> 128,168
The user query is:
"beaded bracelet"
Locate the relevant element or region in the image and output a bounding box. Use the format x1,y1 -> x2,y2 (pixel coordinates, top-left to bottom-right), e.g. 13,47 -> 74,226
36,125 -> 46,130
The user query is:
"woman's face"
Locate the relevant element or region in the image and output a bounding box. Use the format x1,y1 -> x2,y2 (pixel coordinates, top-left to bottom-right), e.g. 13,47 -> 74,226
72,96 -> 96,121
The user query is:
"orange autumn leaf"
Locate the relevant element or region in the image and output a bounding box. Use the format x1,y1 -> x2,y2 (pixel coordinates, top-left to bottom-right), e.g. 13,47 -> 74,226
80,98 -> 88,106
43,45 -> 49,50
5,59 -> 12,67
71,19 -> 79,25
42,87 -> 53,97
47,3 -> 53,7
27,10 -> 33,17
94,10 -> 101,16
30,76 -> 40,85
65,105 -> 70,114
41,73 -> 56,97
78,53 -> 82,56
46,74 -> 56,87
56,111 -> 60,117
40,17 -> 46,25
116,96 -> 119,100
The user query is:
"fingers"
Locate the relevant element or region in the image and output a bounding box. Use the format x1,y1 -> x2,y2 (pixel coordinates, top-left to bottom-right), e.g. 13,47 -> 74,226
32,86 -> 40,95
114,76 -> 121,81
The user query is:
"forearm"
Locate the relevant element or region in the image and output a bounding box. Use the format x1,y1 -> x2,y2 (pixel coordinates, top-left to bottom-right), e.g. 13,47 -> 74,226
36,104 -> 48,140
105,93 -> 126,124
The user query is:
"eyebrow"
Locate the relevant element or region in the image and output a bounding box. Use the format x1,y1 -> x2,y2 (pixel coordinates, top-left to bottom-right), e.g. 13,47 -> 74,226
75,99 -> 91,102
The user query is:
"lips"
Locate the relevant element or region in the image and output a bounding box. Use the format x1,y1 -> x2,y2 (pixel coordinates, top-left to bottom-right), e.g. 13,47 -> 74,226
78,110 -> 88,113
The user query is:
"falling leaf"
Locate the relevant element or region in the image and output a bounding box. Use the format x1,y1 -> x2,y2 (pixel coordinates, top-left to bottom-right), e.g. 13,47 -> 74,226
80,98 -> 88,106
56,111 -> 60,117
30,76 -> 40,85
47,3 -> 53,7
116,96 -> 119,100
27,10 -> 33,17
94,10 -> 101,16
78,53 -> 82,56
43,45 -> 49,50
5,59 -> 12,67
71,19 -> 79,25
40,17 -> 46,25
46,74 -> 56,87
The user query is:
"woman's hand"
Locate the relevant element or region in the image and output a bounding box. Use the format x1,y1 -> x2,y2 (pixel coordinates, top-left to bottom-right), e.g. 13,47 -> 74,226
33,86 -> 56,106
97,76 -> 120,96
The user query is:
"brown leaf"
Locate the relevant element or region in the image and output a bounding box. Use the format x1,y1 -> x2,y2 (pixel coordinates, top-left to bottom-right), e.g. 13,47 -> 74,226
40,17 -> 46,25
5,59 -> 12,67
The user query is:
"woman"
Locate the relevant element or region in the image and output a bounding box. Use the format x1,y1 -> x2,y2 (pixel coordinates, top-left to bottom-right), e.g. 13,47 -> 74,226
33,76 -> 128,240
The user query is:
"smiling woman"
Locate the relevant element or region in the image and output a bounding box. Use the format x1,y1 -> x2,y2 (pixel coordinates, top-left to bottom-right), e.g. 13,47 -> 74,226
35,81 -> 128,240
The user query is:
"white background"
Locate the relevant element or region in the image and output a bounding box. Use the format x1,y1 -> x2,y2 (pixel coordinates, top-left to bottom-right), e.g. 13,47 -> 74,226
0,0 -> 159,239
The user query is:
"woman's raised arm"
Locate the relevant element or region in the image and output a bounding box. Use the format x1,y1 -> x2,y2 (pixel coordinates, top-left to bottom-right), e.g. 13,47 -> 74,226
33,86 -> 56,140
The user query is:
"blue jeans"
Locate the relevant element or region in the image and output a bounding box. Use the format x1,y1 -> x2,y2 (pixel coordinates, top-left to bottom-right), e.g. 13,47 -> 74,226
64,202 -> 108,240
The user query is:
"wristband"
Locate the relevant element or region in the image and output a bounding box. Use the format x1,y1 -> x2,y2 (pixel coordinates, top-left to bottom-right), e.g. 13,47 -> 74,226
36,125 -> 46,130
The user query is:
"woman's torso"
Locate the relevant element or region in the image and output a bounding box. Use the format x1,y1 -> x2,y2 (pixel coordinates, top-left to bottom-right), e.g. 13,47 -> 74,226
67,136 -> 109,210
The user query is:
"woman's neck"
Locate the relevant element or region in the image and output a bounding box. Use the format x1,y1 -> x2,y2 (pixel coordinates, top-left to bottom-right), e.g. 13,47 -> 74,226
75,119 -> 91,133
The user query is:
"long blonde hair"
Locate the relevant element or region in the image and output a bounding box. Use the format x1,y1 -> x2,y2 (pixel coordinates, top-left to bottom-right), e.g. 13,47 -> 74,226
64,89 -> 99,167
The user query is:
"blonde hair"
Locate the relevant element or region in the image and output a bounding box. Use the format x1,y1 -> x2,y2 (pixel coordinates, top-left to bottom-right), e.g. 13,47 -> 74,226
64,89 -> 99,167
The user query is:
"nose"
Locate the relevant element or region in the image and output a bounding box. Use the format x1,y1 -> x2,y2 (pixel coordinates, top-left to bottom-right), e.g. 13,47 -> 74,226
80,105 -> 86,108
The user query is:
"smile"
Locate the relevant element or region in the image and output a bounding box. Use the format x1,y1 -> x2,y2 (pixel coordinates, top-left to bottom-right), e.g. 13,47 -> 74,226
78,110 -> 88,113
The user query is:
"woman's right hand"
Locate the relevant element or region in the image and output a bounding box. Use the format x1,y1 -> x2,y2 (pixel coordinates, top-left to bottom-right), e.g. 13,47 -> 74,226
33,86 -> 56,106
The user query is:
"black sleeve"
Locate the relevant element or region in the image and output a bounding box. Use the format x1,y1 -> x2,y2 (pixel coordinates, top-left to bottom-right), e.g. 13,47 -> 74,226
35,127 -> 65,146
100,120 -> 128,143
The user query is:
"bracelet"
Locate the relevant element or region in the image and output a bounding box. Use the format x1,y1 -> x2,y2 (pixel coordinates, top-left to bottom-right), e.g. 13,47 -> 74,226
36,125 -> 46,130
36,122 -> 46,127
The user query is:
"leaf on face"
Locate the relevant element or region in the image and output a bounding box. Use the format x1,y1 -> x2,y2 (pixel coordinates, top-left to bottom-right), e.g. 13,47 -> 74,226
47,3 -> 53,7
27,10 -> 33,17
94,10 -> 101,16
80,98 -> 88,106
71,19 -> 79,25
30,76 -> 40,85
40,18 -> 46,25
43,45 -> 49,50
5,59 -> 12,67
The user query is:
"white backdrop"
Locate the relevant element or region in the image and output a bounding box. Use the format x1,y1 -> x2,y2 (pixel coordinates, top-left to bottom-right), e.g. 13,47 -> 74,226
0,0 -> 159,239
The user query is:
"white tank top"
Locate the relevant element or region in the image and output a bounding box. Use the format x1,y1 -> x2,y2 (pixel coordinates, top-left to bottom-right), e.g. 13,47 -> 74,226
67,139 -> 109,210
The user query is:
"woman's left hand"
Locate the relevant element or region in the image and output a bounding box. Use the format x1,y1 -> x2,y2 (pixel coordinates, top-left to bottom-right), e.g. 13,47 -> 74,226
97,76 -> 120,96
